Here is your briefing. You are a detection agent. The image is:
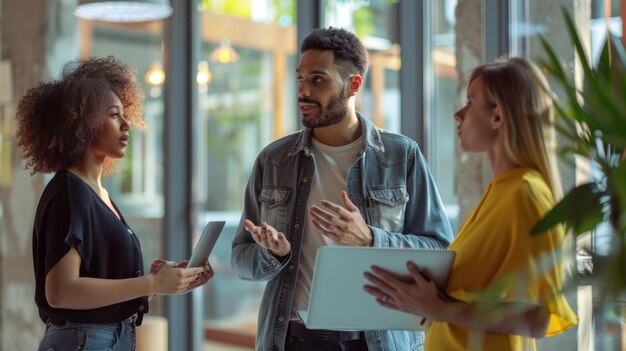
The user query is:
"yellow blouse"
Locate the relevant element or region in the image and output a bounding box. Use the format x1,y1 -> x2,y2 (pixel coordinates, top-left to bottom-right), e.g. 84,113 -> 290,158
424,168 -> 577,351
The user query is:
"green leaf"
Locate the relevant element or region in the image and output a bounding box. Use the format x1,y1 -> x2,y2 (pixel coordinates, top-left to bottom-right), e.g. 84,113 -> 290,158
614,160 -> 626,233
532,183 -> 604,235
540,6 -> 626,297
564,14 -> 622,127
604,133 -> 626,150
596,34 -> 614,81
604,239 -> 626,297
583,35 -> 626,134
539,35 -> 572,88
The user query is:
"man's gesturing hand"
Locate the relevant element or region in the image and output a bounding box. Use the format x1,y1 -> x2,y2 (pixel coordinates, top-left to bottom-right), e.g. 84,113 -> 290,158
244,219 -> 291,257
309,191 -> 373,246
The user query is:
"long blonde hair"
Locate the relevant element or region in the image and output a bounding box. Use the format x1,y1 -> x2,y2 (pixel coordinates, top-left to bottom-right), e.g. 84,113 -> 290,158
469,57 -> 562,199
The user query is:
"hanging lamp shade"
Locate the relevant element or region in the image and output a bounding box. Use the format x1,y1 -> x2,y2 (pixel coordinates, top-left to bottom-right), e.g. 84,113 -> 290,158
74,0 -> 173,22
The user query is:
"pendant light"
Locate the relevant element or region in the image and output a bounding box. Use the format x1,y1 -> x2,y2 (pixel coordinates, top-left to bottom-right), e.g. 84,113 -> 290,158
74,0 -> 173,22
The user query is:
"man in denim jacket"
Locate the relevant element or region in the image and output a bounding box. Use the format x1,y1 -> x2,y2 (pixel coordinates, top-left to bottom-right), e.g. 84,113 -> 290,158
232,27 -> 454,351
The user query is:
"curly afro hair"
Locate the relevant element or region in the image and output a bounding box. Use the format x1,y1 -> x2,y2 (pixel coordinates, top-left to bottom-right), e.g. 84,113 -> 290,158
15,56 -> 144,175
300,27 -> 370,79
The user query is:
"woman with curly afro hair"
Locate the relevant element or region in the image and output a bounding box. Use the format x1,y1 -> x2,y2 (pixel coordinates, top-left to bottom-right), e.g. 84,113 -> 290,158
16,56 -> 213,351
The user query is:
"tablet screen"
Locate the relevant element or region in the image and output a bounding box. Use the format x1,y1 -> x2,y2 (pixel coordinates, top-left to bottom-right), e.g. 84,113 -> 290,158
187,221 -> 225,268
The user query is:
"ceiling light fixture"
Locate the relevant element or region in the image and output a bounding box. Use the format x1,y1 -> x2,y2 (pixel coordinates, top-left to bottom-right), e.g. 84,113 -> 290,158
74,0 -> 173,22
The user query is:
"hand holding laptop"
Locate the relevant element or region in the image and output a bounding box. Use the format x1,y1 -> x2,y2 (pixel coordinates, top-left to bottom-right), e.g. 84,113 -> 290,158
363,262 -> 445,319
298,247 -> 455,331
363,260 -> 460,323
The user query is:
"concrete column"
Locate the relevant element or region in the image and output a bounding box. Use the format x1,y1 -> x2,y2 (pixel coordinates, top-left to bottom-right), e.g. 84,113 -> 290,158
0,0 -> 78,349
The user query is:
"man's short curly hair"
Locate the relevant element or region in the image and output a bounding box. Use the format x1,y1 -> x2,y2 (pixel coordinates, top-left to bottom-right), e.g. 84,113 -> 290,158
301,27 -> 370,79
15,56 -> 144,174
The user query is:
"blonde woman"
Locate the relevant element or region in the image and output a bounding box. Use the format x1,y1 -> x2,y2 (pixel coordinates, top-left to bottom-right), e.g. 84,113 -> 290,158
364,57 -> 577,350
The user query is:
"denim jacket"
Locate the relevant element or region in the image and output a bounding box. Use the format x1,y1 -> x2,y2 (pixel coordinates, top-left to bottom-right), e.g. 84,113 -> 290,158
232,114 -> 454,351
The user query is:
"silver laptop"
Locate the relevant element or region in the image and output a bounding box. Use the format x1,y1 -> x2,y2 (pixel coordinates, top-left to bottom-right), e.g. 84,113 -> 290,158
297,246 -> 456,331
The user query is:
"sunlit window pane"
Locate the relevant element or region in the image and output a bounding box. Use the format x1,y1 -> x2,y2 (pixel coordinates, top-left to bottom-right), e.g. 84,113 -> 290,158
429,0 -> 459,231
85,21 -> 166,317
323,0 -> 401,132
196,1 -> 297,347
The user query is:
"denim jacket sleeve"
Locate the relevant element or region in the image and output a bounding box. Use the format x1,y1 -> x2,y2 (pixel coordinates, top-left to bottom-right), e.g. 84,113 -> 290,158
231,155 -> 292,281
369,143 -> 454,250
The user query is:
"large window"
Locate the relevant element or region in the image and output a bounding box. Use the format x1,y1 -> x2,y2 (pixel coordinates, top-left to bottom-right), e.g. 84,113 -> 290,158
323,0 -> 401,132
81,20 -> 167,316
428,0 -> 459,231
195,1 -> 297,346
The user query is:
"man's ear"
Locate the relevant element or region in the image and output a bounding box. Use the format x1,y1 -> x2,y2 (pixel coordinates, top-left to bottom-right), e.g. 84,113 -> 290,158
492,105 -> 505,130
348,75 -> 363,95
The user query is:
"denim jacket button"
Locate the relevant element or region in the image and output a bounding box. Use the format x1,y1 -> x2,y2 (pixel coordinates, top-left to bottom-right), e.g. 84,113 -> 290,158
288,264 -> 294,270
294,224 -> 300,229
278,316 -> 285,322
302,177 -> 308,182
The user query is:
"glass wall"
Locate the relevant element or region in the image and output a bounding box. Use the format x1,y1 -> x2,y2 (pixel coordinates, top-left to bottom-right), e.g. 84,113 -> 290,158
81,20 -> 167,315
323,0 -> 401,132
428,0 -> 459,231
195,0 -> 297,344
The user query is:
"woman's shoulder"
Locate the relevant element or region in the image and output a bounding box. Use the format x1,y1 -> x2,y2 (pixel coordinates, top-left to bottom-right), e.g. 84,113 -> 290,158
490,168 -> 554,213
498,169 -> 559,227
43,170 -> 96,211
495,168 -> 551,196
518,169 -> 554,207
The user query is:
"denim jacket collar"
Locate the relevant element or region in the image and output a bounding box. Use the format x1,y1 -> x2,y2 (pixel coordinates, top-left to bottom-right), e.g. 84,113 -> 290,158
287,113 -> 385,158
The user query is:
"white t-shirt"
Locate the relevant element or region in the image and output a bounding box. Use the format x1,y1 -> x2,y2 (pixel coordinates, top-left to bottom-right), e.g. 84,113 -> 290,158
290,135 -> 363,319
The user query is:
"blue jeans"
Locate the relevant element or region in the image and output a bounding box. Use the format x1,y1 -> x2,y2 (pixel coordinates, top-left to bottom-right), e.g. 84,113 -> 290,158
38,318 -> 136,351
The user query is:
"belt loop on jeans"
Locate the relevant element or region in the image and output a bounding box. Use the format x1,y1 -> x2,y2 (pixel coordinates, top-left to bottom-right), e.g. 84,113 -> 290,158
287,321 -> 362,342
125,313 -> 139,326
46,317 -> 68,327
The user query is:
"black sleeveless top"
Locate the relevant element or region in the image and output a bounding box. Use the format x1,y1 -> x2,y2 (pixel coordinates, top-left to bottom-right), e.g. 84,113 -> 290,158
33,170 -> 148,325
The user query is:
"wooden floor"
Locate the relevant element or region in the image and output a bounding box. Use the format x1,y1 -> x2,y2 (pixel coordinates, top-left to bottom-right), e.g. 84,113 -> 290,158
205,340 -> 254,350
203,322 -> 256,350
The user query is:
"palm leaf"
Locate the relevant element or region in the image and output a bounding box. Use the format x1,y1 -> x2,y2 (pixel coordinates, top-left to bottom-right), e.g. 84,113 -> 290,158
539,6 -> 626,296
614,161 -> 626,233
564,12 -> 623,127
532,183 -> 604,235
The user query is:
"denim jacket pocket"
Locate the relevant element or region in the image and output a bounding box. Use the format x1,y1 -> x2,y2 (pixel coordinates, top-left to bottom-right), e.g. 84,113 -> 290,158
260,186 -> 291,232
367,185 -> 409,232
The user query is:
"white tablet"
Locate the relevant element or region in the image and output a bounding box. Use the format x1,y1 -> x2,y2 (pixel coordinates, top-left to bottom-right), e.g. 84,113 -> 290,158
187,221 -> 225,268
297,246 -> 456,331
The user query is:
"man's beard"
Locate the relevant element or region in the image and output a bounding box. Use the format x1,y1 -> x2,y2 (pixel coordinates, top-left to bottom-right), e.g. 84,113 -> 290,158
301,89 -> 348,128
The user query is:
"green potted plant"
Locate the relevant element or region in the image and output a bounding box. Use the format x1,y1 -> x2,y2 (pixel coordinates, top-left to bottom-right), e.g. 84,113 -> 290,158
533,6 -> 626,334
